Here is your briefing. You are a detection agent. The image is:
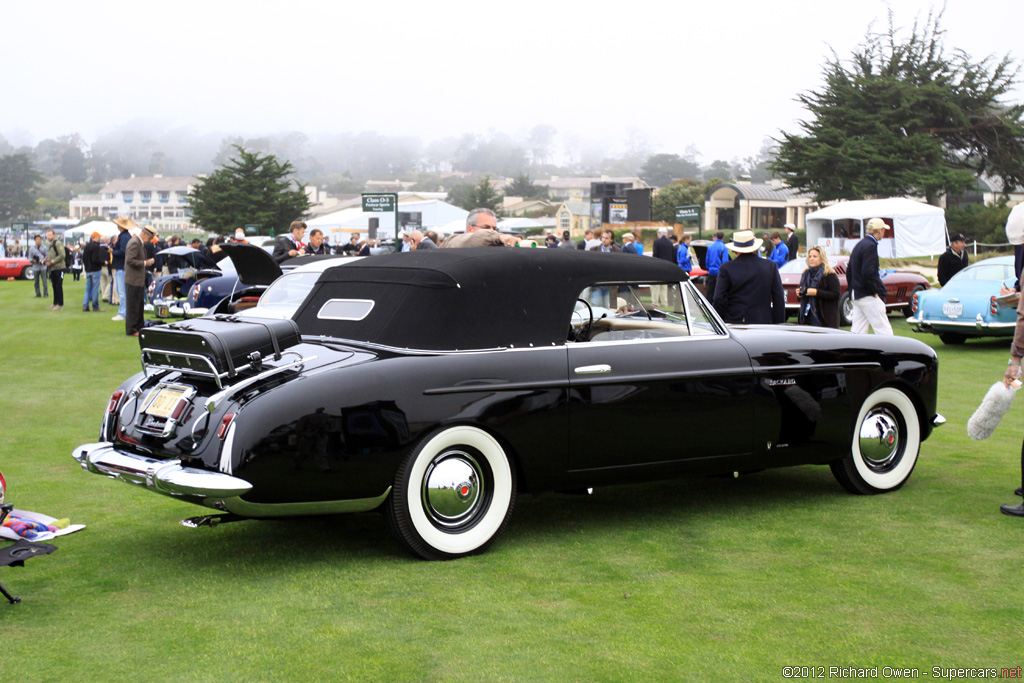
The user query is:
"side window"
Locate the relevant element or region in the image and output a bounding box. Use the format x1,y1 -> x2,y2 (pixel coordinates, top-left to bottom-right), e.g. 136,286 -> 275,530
570,283 -> 692,343
682,285 -> 721,336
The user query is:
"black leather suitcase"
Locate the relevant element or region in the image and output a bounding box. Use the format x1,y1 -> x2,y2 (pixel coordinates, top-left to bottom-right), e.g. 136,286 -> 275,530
139,315 -> 301,378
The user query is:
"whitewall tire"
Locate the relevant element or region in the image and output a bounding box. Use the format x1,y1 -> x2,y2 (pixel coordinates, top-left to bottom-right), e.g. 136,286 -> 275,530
387,426 -> 516,560
830,387 -> 921,494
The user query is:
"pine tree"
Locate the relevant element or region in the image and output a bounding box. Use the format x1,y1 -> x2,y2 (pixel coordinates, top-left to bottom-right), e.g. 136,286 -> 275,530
774,9 -> 1024,204
189,145 -> 310,235
0,153 -> 44,223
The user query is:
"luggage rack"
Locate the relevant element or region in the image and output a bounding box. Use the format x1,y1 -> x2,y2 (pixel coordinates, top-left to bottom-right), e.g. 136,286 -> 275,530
142,349 -> 314,394
141,349 -> 239,389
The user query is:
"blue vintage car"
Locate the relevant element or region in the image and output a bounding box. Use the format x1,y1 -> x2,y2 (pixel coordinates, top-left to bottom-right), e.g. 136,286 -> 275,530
908,255 -> 1017,344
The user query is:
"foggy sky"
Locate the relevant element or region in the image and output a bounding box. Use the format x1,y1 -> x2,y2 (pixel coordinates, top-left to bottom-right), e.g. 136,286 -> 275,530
2,0 -> 1022,165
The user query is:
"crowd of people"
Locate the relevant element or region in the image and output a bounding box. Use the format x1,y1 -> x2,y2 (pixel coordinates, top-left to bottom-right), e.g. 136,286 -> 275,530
19,210 -> 908,340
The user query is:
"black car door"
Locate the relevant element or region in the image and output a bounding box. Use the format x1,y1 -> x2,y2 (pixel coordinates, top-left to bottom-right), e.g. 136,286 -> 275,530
566,282 -> 756,473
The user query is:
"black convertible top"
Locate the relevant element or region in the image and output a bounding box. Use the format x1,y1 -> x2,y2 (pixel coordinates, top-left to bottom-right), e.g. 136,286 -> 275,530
292,247 -> 688,350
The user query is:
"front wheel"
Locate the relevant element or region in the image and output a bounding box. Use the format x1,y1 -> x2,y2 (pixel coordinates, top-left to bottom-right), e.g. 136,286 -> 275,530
21,266 -> 33,280
830,387 -> 921,494
839,291 -> 854,327
386,426 -> 516,560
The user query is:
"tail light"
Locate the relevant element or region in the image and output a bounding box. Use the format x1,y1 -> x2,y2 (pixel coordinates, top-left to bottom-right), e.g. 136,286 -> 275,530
990,296 -> 998,316
107,389 -> 125,414
912,293 -> 919,314
147,281 -> 155,297
217,413 -> 236,439
0,469 -> 7,504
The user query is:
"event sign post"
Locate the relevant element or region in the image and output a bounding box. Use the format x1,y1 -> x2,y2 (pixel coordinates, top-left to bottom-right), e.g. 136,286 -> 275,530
675,205 -> 703,239
362,193 -> 399,239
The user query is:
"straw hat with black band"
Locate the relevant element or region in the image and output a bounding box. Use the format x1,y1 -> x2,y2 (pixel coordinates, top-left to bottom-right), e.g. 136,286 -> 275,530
725,230 -> 763,254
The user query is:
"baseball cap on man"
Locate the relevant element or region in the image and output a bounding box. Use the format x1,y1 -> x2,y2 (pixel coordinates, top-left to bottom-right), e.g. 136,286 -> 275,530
866,217 -> 888,234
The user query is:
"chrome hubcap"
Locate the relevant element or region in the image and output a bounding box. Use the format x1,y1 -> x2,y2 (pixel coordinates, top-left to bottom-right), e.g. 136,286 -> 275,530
422,450 -> 485,528
859,408 -> 901,470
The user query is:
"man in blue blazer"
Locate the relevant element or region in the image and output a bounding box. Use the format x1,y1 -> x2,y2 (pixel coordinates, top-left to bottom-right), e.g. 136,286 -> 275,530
712,230 -> 785,324
848,218 -> 893,335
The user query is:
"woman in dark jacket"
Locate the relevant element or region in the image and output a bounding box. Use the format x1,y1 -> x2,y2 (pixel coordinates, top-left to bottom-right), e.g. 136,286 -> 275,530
797,246 -> 841,328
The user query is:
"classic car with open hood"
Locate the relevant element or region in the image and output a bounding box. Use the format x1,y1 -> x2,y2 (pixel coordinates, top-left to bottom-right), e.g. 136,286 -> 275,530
73,249 -> 943,560
149,244 -> 286,318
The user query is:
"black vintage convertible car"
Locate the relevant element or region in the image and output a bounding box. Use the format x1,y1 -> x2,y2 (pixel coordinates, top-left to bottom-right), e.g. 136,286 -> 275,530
73,249 -> 942,560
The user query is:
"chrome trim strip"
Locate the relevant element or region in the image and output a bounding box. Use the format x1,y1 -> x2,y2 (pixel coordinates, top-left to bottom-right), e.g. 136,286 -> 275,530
72,442 -> 252,499
218,488 -> 391,517
219,421 -> 237,474
755,361 -> 881,373
205,353 -> 314,412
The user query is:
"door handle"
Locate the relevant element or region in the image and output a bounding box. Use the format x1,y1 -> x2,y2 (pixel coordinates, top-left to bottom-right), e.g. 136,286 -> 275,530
574,364 -> 611,375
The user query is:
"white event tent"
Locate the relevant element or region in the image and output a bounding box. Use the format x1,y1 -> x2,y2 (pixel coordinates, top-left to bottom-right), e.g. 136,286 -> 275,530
805,198 -> 947,258
63,220 -> 122,239
305,199 -> 468,245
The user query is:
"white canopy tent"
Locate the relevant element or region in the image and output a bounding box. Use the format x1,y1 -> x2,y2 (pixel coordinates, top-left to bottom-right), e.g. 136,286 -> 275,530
63,220 -> 121,239
305,199 -> 468,246
805,198 -> 947,258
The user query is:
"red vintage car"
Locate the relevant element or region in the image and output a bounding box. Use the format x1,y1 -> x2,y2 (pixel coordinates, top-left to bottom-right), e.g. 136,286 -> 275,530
779,255 -> 930,326
0,257 -> 33,281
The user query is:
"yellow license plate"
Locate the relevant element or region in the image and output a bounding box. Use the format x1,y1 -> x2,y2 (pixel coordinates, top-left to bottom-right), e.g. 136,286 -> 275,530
146,387 -> 187,418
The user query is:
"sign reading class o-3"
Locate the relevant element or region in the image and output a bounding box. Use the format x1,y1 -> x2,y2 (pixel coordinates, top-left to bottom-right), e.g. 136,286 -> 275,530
362,193 -> 398,212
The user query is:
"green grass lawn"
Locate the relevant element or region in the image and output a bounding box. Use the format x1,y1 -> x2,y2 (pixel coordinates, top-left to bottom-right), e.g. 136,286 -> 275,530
1,276 -> 1022,681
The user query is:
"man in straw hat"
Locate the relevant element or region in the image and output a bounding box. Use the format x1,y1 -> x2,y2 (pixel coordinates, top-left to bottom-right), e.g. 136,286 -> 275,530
847,217 -> 893,335
124,224 -> 157,336
712,229 -> 785,324
110,216 -> 135,321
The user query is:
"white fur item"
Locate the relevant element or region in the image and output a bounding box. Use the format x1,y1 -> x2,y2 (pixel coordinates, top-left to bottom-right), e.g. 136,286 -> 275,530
967,381 -> 1017,440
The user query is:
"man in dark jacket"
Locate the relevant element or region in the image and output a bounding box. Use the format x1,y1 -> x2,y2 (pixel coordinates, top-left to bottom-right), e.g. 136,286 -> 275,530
785,223 -> 799,261
125,225 -> 157,336
111,216 -> 134,321
651,227 -> 676,308
937,233 -> 969,286
713,230 -> 785,324
81,231 -> 106,312
273,221 -> 308,263
848,218 -> 892,335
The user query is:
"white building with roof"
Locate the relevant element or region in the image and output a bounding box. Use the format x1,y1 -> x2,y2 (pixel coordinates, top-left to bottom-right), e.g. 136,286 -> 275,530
704,180 -> 818,234
69,175 -> 198,231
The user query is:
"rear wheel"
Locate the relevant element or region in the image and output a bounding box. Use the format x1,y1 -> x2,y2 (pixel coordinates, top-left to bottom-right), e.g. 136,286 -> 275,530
830,387 -> 921,494
939,333 -> 966,345
386,426 -> 516,560
839,291 -> 854,326
21,266 -> 32,280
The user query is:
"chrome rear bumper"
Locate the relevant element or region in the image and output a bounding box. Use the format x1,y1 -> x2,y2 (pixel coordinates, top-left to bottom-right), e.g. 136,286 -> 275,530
72,442 -> 252,500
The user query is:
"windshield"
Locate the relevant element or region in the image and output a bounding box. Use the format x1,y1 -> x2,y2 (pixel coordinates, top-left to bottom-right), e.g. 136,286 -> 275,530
953,263 -> 1014,283
257,271 -> 319,309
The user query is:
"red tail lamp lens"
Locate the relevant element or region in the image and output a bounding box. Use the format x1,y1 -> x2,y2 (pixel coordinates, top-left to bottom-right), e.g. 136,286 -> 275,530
107,390 -> 125,414
991,296 -> 998,315
171,399 -> 188,420
217,413 -> 236,439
